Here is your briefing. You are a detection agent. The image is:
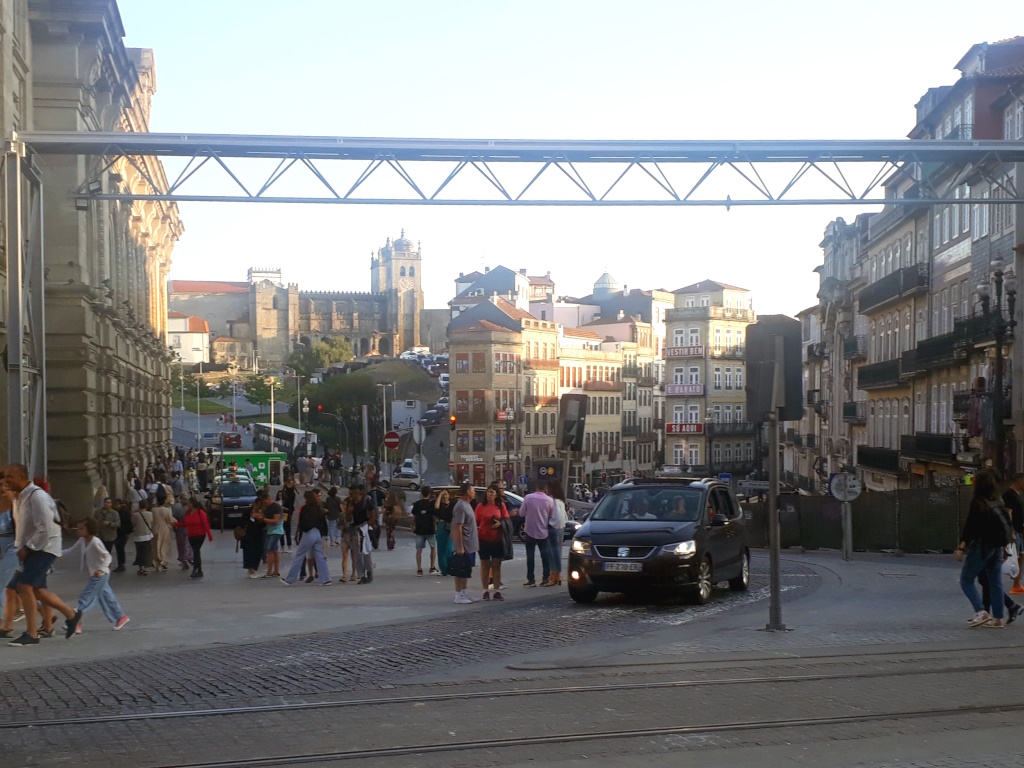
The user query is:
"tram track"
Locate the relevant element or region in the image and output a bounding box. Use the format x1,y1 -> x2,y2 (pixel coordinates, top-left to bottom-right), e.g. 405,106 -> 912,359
4,655 -> 1021,731
149,700 -> 1024,768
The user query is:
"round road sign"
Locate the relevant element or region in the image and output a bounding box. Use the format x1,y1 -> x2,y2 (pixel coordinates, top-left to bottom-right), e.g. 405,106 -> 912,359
830,473 -> 862,502
413,423 -> 426,445
383,431 -> 401,450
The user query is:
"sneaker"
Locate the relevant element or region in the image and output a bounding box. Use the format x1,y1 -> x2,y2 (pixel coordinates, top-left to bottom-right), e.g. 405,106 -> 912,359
339,577 -> 347,583
113,616 -> 130,631
523,581 -> 537,587
1011,585 -> 1024,595
320,580 -> 332,586
37,627 -> 56,639
968,610 -> 992,627
247,573 -> 261,579
466,593 -> 480,602
1009,604 -> 1023,626
417,569 -> 423,577
8,633 -> 39,647
304,575 -> 315,584
65,610 -> 83,639
13,609 -> 25,623
984,618 -> 1007,628
357,577 -> 369,585
493,591 -> 504,601
279,577 -> 292,586
429,568 -> 439,575
482,591 -> 491,601
453,594 -> 473,604
75,625 -> 83,635
0,629 -> 13,638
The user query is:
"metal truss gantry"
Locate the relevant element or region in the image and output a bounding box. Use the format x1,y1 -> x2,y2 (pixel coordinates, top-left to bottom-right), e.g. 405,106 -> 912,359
6,131 -> 1024,481
18,132 -> 1024,207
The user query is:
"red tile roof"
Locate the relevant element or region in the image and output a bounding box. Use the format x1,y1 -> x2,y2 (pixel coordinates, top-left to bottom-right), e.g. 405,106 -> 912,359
563,327 -> 602,340
212,336 -> 240,343
450,319 -> 510,334
167,310 -> 187,318
187,316 -> 210,333
494,297 -> 535,321
170,280 -> 249,294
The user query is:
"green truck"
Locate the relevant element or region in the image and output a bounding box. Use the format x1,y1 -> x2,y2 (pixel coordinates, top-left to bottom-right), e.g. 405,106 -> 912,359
219,451 -> 287,487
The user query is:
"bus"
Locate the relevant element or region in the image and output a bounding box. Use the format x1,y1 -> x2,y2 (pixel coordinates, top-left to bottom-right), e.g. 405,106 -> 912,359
251,423 -> 318,458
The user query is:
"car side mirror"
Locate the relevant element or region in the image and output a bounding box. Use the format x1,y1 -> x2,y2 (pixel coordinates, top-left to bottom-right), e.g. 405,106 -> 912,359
710,513 -> 729,527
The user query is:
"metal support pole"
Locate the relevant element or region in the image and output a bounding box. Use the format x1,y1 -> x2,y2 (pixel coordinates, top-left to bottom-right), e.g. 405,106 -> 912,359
765,335 -> 787,632
362,404 -> 369,458
842,501 -> 853,561
5,140 -> 24,467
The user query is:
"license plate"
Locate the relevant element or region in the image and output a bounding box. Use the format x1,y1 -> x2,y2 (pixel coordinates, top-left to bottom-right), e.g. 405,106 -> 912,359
603,562 -> 642,573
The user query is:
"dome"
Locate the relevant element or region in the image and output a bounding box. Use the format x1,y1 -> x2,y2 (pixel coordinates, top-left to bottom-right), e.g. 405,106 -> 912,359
593,271 -> 620,299
393,228 -> 414,251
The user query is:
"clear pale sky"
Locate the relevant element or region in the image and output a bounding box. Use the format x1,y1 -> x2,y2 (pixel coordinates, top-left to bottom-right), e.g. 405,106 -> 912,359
119,0 -> 1020,316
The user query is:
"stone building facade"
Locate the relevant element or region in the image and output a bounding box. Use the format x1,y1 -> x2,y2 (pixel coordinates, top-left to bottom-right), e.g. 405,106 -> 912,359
169,232 -> 427,367
0,1 -> 183,511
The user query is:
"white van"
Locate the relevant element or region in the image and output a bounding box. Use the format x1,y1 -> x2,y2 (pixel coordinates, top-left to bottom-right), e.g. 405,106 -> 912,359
438,373 -> 450,388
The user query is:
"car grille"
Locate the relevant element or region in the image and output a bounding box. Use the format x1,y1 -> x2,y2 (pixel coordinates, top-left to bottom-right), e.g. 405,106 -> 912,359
595,545 -> 655,559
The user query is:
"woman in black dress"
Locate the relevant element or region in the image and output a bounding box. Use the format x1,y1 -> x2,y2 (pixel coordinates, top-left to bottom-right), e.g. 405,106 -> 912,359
241,492 -> 268,579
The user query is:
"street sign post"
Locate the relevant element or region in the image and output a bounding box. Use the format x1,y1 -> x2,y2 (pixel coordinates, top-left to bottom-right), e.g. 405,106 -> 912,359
738,480 -> 770,493
383,431 -> 401,451
718,472 -> 732,483
413,423 -> 426,445
829,473 -> 862,561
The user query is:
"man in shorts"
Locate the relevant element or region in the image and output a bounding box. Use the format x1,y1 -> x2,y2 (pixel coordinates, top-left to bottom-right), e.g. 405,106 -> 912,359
1,464 -> 82,646
410,485 -> 439,576
450,483 -> 479,604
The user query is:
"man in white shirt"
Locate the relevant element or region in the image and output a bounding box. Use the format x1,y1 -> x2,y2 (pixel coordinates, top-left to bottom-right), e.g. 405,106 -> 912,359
1,464 -> 82,646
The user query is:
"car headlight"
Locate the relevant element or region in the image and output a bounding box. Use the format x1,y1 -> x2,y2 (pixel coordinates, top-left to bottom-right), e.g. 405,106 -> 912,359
571,539 -> 591,554
568,521 -> 582,530
212,496 -> 222,504
660,541 -> 696,556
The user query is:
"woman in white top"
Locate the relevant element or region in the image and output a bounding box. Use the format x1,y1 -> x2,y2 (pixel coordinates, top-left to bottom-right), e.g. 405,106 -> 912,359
132,500 -> 155,575
62,517 -> 128,631
545,480 -> 568,587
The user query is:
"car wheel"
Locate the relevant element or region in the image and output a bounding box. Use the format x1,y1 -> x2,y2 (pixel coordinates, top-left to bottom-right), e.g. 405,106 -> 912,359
729,550 -> 750,591
409,483 -> 419,491
689,556 -> 713,605
568,583 -> 599,604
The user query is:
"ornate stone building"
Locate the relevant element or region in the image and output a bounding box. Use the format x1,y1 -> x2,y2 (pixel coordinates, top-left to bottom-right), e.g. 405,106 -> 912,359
0,1 -> 183,510
170,232 -> 427,366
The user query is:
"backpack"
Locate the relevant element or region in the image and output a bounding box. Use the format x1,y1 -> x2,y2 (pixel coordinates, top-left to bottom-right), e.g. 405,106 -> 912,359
988,499 -> 1014,547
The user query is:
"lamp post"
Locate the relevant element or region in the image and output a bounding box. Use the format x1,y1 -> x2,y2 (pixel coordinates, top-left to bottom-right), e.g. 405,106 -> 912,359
978,252 -> 1017,475
705,412 -> 715,477
302,396 -> 310,456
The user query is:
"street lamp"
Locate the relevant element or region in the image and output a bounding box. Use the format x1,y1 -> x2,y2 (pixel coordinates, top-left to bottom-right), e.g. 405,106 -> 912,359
978,252 -> 1017,475
302,396 -> 310,456
705,412 -> 715,477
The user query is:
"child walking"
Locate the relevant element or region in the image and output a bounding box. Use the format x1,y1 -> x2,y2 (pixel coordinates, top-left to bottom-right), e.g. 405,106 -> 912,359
61,518 -> 129,631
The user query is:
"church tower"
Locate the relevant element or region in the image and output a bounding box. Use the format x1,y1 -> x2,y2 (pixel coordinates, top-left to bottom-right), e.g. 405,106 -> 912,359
371,230 -> 424,354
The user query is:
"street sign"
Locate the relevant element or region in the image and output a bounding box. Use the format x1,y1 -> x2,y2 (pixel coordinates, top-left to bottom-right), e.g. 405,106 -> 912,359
504,470 -> 514,482
718,472 -> 732,482
830,473 -> 862,502
413,423 -> 426,445
518,475 -> 527,485
383,431 -> 401,450
738,480 -> 770,492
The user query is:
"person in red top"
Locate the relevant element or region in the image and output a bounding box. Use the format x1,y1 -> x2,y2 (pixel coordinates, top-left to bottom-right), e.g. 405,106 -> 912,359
174,497 -> 213,579
474,484 -> 509,602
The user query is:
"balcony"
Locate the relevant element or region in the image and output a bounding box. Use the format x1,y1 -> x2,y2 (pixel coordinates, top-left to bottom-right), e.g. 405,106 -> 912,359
664,383 -> 703,396
784,428 -> 796,444
523,395 -> 559,407
843,335 -> 867,360
707,422 -> 757,435
668,306 -> 755,322
856,359 -> 902,390
856,446 -> 901,473
710,345 -> 745,360
805,342 -> 827,361
900,348 -> 922,380
900,432 -> 959,464
813,401 -> 830,419
637,376 -> 658,387
793,434 -> 804,447
713,460 -> 755,474
622,424 -> 639,437
857,264 -> 929,314
621,365 -> 641,377
953,391 -> 973,421
457,408 -> 490,424
664,345 -> 705,358
843,401 -> 867,424
523,358 -> 559,370
638,431 -> 657,443
805,434 -> 817,449
954,313 -> 998,348
940,123 -> 974,140
806,389 -> 820,406
915,330 -> 962,370
583,380 -> 624,392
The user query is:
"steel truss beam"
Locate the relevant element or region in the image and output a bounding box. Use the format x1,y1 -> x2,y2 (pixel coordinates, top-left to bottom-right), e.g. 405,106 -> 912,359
17,132 -> 1024,207
3,140 -> 47,483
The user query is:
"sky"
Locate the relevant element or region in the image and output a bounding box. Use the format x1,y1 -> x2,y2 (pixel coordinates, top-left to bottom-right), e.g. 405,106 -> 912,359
119,0 -> 1021,317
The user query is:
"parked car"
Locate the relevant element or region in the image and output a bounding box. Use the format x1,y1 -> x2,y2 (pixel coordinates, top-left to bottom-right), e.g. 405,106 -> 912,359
436,396 -> 450,408
567,478 -> 749,605
438,373 -> 450,388
391,470 -> 423,491
221,432 -> 242,449
418,409 -> 442,426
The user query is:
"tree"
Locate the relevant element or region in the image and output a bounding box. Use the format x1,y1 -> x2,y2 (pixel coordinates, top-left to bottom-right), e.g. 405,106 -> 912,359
244,375 -> 282,414
288,336 -> 354,377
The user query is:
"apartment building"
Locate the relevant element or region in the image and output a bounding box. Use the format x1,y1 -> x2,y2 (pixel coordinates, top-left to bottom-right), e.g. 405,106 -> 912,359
805,37 -> 1024,490
663,281 -> 757,476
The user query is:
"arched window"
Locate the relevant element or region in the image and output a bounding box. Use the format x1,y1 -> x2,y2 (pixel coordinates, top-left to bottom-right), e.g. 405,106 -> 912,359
400,266 -> 406,276
272,296 -> 279,310
409,267 -> 415,277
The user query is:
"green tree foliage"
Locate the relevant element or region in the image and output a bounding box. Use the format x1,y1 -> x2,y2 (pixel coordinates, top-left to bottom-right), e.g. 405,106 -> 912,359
244,375 -> 282,414
288,336 -> 354,377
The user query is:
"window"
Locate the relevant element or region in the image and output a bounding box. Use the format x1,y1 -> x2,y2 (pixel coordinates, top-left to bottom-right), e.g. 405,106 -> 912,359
456,431 -> 469,452
745,442 -> 754,461
455,391 -> 469,415
688,366 -> 700,384
735,404 -> 743,423
409,266 -> 415,277
673,328 -> 686,346
700,295 -> 710,307
472,431 -> 486,451
933,212 -> 941,249
685,296 -> 695,308
688,327 -> 700,346
713,444 -> 722,463
688,405 -> 700,423
714,328 -> 722,351
724,443 -> 732,462
673,444 -> 686,465
962,186 -> 970,233
724,368 -> 733,390
942,207 -> 950,244
673,405 -> 685,424
472,352 -> 486,373
673,366 -> 685,385
400,266 -> 406,276
724,404 -> 733,423
713,367 -> 722,390
688,444 -> 700,465
171,335 -> 181,348
736,367 -> 744,390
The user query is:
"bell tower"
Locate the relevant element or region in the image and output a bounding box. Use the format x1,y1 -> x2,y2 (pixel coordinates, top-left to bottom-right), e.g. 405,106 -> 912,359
388,229 -> 423,353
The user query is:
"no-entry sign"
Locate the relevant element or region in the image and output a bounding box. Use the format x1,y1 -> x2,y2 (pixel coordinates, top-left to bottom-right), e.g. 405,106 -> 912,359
383,431 -> 401,450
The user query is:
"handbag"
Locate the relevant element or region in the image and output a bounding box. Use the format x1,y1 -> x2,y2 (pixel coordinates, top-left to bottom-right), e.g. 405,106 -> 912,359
1004,543 -> 1020,580
233,526 -> 246,541
448,551 -> 473,578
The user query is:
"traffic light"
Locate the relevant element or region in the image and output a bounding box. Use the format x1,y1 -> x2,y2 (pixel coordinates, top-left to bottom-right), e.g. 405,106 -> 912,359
318,404 -> 323,412
450,413 -> 457,431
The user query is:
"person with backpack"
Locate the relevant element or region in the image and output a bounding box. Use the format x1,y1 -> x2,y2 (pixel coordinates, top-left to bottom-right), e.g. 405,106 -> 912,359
956,469 -> 1012,628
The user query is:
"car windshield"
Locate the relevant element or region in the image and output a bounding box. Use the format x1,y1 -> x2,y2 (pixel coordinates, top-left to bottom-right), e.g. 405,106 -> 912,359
217,481 -> 257,498
589,487 -> 704,522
